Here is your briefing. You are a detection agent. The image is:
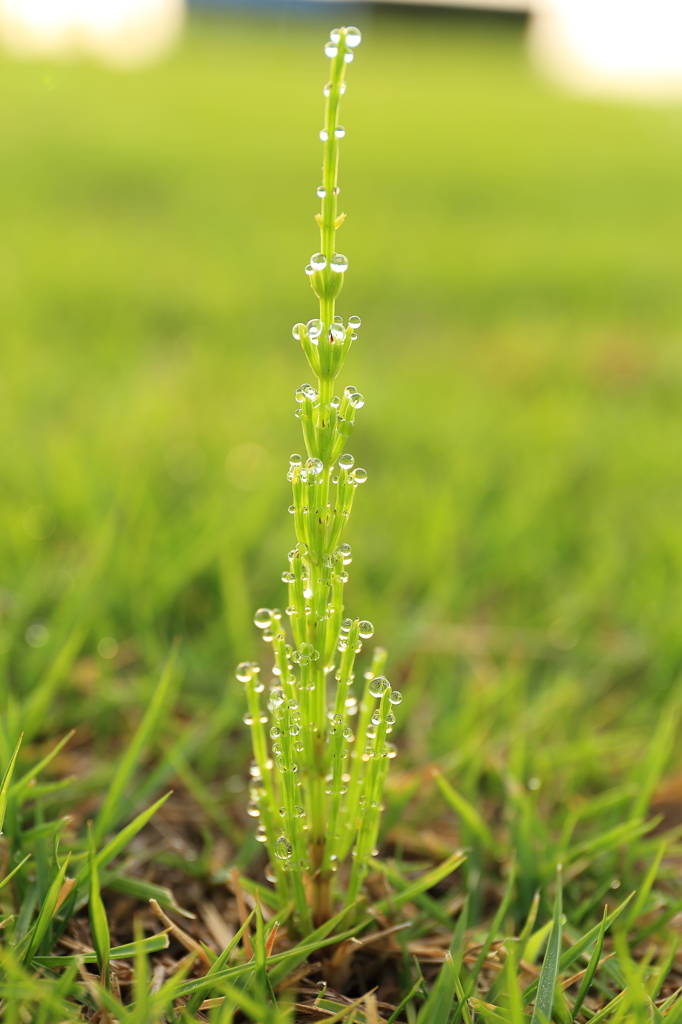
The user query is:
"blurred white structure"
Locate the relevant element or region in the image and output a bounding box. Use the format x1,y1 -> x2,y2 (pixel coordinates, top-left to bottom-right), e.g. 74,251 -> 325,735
345,0 -> 682,100
0,0 -> 184,67
530,0 -> 682,99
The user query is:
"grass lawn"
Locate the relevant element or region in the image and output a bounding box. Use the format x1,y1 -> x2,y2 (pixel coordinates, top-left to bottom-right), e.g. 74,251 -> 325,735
1,6 -> 682,1018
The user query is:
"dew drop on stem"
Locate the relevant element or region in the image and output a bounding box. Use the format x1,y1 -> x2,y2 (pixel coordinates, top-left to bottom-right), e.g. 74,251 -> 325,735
369,676 -> 390,697
254,608 -> 272,629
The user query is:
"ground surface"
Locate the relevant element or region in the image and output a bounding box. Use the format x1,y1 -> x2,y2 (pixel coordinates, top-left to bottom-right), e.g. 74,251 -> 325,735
1,6 -> 682,1020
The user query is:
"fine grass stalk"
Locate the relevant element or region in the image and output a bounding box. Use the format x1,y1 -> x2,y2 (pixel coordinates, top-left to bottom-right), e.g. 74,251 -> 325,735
237,25 -> 402,933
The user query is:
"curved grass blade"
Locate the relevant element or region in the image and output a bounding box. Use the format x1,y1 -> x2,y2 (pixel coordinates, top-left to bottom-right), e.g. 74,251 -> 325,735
20,852 -> 71,964
31,931 -> 169,967
530,865 -> 562,1024
76,790 -> 172,885
0,853 -> 30,892
9,731 -> 75,805
94,642 -> 179,842
570,904 -> 607,1021
0,733 -> 22,834
183,910 -> 255,1017
87,823 -> 110,988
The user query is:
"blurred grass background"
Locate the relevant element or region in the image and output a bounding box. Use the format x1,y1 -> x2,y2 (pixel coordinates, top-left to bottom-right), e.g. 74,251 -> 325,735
2,3 -> 682,797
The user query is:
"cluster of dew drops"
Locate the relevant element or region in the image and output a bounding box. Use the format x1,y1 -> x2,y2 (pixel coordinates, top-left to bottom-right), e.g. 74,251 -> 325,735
237,608 -> 403,864
303,27 -> 362,288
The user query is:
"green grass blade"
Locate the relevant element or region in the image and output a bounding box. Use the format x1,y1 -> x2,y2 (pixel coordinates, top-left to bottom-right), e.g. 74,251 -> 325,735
267,906 -> 361,988
523,891 -> 634,1005
94,642 -> 179,842
450,896 -> 469,976
462,859 -> 517,1004
0,733 -> 22,834
31,931 -> 169,967
22,622 -> 88,743
9,731 -> 75,805
21,852 -> 71,964
416,951 -> 457,1024
184,911 -> 255,1017
373,851 -> 466,917
624,840 -> 666,930
530,865 -> 563,1024
432,769 -> 496,851
0,853 -> 31,892
663,993 -> 682,1024
571,905 -> 607,1021
77,791 -> 171,885
88,823 -> 110,987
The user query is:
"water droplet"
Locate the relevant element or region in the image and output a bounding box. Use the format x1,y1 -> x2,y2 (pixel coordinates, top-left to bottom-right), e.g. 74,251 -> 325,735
334,125 -> 346,139
294,805 -> 305,818
242,712 -> 254,726
265,863 -> 277,882
330,28 -> 341,43
319,128 -> 329,141
330,396 -> 341,410
288,505 -> 295,515
349,393 -> 365,410
352,468 -> 368,484
254,608 -> 271,629
323,81 -> 332,97
348,315 -> 361,329
289,725 -> 300,738
310,252 -> 327,271
316,185 -> 327,198
330,253 -> 348,273
389,690 -> 402,705
300,642 -> 315,657
324,42 -> 338,58
292,323 -> 306,341
305,264 -> 314,276
274,835 -> 293,860
281,571 -> 295,584
338,454 -> 354,472
270,727 -> 281,739
307,318 -> 323,338
249,761 -> 261,778
369,676 -> 390,698
371,710 -> 381,726
358,620 -> 374,638
344,52 -> 354,64
307,457 -> 324,475
330,324 -> 345,343
294,740 -> 304,752
262,627 -> 273,642
271,689 -> 285,707
346,26 -> 362,47
387,712 -> 396,725
288,698 -> 299,710
343,727 -> 354,740
236,662 -> 252,682
340,617 -> 353,633
256,831 -> 268,843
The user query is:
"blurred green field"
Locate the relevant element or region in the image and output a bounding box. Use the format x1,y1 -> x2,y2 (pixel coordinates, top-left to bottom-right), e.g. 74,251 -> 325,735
2,4 -> 682,804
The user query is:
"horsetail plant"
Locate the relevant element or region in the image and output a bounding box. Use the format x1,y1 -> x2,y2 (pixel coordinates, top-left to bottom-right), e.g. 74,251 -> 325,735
236,26 -> 402,934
